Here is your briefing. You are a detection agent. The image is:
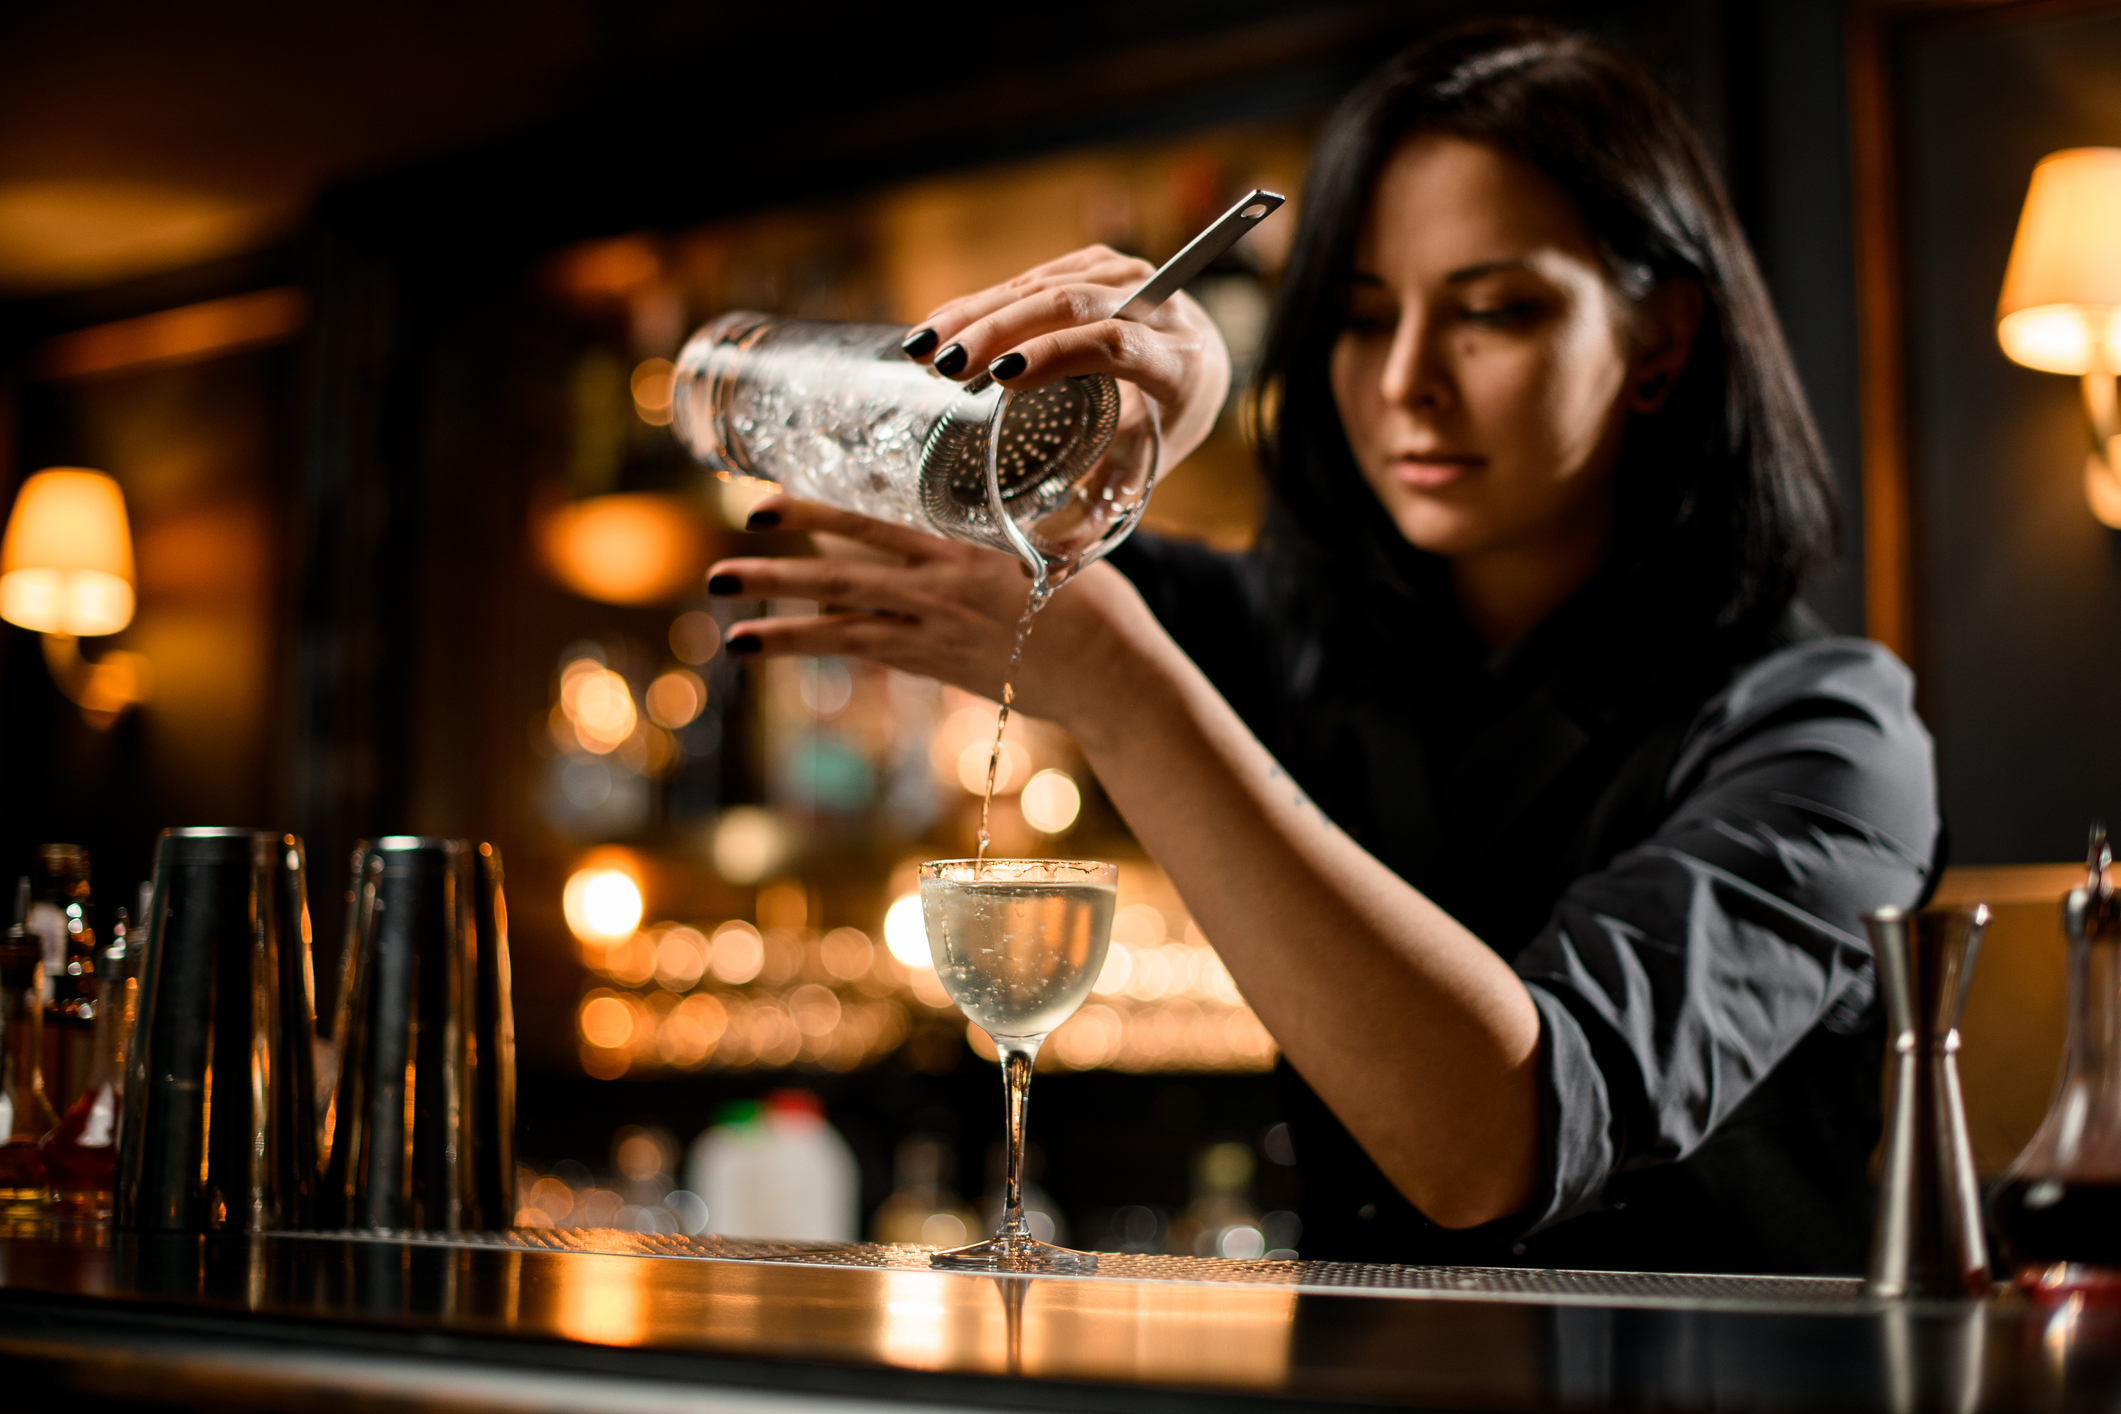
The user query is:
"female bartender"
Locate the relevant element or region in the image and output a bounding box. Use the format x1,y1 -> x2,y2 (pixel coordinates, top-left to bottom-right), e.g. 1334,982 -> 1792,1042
705,20 -> 1938,1275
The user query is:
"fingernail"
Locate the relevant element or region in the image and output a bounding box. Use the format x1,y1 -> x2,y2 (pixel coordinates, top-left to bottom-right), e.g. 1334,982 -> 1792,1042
933,343 -> 967,377
901,327 -> 939,358
988,351 -> 1027,381
725,634 -> 761,656
745,509 -> 780,531
707,573 -> 742,595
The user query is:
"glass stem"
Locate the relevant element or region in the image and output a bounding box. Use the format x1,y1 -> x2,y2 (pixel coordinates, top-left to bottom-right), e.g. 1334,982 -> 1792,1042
998,1040 -> 1037,1246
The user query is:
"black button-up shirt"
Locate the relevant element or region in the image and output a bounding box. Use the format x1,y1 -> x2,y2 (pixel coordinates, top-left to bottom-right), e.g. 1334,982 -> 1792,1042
1110,532 -> 1938,1275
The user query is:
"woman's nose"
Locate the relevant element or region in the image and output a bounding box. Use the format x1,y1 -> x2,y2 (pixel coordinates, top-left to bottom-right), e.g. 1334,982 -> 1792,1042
1379,315 -> 1452,411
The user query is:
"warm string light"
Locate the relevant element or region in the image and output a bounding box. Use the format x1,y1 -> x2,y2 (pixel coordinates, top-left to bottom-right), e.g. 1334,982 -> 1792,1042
574,889 -> 1277,1079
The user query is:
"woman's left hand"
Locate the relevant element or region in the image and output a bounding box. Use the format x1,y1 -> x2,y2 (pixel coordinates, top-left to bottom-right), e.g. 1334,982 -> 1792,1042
706,496 -> 1144,738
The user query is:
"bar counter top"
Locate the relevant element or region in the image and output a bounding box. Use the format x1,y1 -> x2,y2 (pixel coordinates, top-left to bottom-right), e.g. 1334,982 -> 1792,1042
0,1225 -> 2114,1412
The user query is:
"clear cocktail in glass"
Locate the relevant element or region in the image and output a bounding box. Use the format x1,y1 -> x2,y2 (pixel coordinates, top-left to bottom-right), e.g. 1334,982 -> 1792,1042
919,858 -> 1115,1272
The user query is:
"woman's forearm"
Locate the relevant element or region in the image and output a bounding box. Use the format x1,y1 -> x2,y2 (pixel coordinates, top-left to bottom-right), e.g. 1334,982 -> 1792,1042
1067,586 -> 1543,1228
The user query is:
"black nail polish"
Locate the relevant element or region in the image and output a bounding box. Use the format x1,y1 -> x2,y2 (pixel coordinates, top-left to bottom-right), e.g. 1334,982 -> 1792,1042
745,509 -> 781,531
900,327 -> 939,358
933,343 -> 967,377
725,634 -> 761,656
707,573 -> 742,595
988,351 -> 1027,381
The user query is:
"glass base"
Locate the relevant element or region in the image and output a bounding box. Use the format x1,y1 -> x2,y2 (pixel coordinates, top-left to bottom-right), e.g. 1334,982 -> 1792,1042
929,1234 -> 1098,1273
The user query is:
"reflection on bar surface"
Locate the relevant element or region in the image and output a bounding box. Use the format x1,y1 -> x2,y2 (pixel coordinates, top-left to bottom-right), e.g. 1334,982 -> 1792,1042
13,1228 -> 2121,1411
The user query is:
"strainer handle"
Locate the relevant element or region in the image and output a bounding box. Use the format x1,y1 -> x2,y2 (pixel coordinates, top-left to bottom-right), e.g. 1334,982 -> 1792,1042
1111,190 -> 1286,322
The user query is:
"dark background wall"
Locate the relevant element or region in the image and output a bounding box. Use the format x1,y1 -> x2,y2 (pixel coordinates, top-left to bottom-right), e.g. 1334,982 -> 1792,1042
1899,5 -> 2121,864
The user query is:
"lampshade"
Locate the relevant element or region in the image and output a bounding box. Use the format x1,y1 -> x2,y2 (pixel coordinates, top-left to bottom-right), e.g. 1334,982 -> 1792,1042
0,468 -> 136,636
1997,147 -> 2121,375
537,492 -> 710,605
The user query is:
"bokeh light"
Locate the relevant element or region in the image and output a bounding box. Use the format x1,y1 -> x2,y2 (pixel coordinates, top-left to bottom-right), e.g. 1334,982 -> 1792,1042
819,927 -> 874,981
646,668 -> 705,728
539,493 -> 706,605
669,610 -> 721,665
561,661 -> 638,752
564,866 -> 644,943
579,991 -> 638,1049
883,893 -> 931,968
652,926 -> 708,990
631,357 -> 677,424
709,920 -> 765,985
1112,904 -> 1166,948
1019,768 -> 1082,833
1092,943 -> 1133,996
605,933 -> 655,987
712,806 -> 787,884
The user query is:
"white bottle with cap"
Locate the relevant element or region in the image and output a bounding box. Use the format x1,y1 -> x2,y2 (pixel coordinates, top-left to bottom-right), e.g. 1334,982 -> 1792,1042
688,1089 -> 858,1242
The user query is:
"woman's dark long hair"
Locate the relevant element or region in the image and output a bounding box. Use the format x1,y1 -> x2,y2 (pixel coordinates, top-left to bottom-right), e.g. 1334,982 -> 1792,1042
1254,19 -> 1836,640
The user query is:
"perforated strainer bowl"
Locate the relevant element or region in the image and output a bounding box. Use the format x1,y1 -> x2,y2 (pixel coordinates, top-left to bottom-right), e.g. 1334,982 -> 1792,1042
671,314 -> 1155,576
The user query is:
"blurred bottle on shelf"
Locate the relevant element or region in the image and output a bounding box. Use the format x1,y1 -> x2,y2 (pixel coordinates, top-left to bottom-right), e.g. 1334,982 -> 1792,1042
29,845 -> 97,1111
870,1134 -> 982,1248
1169,1141 -> 1267,1259
0,878 -> 56,1215
41,906 -> 140,1217
688,1090 -> 857,1241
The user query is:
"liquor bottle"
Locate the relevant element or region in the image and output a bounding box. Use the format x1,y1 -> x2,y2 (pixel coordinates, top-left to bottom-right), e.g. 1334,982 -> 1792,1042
0,878 -> 56,1216
32,845 -> 96,1112
41,906 -> 137,1218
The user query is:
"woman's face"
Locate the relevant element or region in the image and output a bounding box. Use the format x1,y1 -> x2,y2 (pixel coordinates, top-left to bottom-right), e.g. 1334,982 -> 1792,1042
1330,134 -> 1650,568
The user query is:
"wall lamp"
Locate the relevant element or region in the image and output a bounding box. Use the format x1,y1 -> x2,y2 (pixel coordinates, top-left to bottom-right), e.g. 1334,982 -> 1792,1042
0,467 -> 152,727
1997,147 -> 2121,527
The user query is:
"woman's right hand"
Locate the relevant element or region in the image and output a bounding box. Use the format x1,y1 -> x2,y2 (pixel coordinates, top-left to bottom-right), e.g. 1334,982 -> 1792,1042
901,244 -> 1233,469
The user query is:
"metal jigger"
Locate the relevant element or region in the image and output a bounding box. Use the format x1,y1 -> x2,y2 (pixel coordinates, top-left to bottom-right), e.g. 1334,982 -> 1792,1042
1863,904 -> 1992,1299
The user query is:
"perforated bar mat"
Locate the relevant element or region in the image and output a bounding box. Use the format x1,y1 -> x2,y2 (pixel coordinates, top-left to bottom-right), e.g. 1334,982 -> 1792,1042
283,1228 -> 1871,1310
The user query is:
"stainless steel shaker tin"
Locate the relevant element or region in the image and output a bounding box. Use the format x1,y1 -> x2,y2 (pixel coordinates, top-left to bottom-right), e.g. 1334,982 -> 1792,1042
322,837 -> 515,1231
116,828 -> 319,1231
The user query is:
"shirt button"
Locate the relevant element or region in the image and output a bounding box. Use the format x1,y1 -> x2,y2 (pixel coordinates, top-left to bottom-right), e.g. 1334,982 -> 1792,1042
1357,1203 -> 1377,1220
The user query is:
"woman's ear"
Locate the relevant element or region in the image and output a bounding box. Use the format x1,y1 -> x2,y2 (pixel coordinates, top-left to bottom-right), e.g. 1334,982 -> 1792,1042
1624,279 -> 1705,414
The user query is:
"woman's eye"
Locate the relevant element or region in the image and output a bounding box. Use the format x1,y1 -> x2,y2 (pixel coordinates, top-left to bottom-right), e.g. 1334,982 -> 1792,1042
1461,301 -> 1542,329
1340,310 -> 1396,335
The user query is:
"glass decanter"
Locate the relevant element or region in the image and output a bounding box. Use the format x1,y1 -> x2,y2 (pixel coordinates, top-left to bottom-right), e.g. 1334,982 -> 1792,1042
1992,826 -> 2121,1280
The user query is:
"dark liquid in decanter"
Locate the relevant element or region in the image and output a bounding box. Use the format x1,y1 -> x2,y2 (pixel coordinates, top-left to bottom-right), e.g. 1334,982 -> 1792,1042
1992,1177 -> 2121,1270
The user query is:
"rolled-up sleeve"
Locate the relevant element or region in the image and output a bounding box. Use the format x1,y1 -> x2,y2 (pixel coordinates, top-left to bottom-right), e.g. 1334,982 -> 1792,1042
1508,638 -> 1937,1236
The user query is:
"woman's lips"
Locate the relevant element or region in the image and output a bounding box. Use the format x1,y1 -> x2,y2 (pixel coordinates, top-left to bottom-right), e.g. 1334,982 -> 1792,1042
1390,455 -> 1483,489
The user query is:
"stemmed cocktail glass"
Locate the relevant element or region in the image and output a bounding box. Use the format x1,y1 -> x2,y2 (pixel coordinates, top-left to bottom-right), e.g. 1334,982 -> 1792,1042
919,858 -> 1115,1272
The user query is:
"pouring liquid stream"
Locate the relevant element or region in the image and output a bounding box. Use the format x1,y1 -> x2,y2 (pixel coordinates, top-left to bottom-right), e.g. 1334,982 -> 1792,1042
974,561 -> 1062,871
